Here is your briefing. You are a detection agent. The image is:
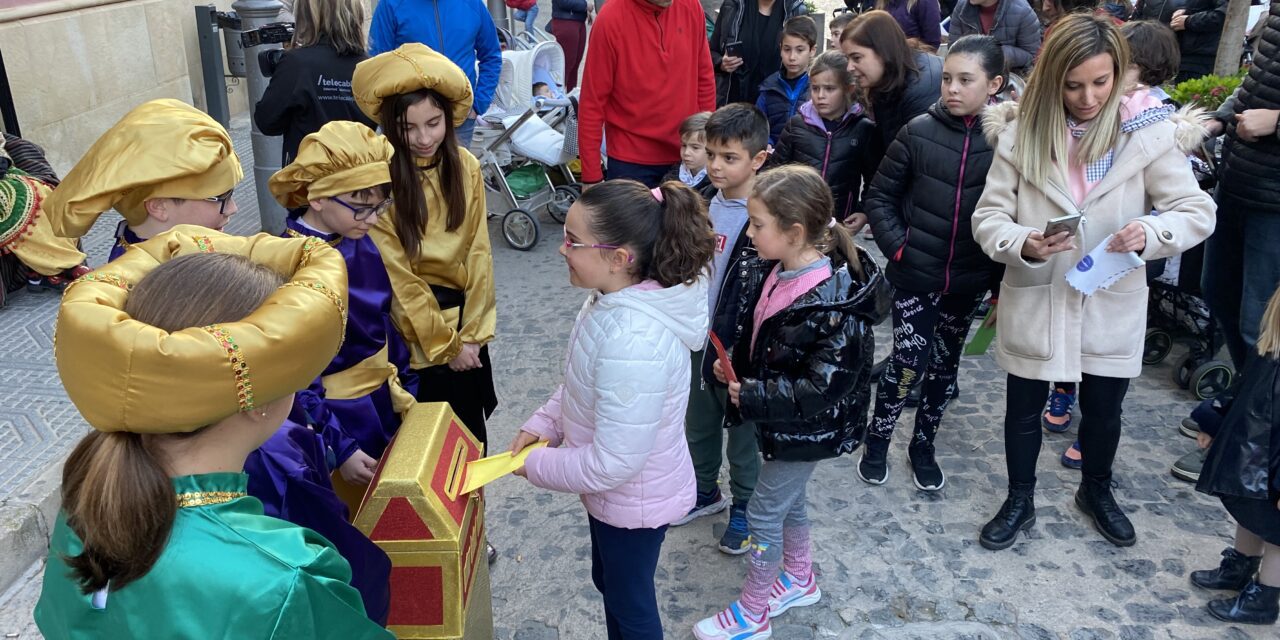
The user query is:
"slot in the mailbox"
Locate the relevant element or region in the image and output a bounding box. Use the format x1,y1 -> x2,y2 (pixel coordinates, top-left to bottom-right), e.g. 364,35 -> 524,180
444,439 -> 468,501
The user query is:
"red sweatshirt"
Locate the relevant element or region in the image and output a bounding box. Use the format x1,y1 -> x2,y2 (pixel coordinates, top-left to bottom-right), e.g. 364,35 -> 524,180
578,0 -> 716,183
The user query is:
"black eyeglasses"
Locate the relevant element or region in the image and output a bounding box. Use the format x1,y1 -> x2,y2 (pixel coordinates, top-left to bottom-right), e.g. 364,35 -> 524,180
200,189 -> 236,216
331,196 -> 394,221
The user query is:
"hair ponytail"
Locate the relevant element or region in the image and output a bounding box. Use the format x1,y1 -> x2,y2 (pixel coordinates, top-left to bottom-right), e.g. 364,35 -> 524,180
754,165 -> 866,281
580,179 -> 715,288
62,431 -> 176,593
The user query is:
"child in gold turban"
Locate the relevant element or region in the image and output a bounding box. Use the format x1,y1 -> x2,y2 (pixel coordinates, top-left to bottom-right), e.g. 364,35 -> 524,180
239,120 -> 416,624
44,99 -> 243,262
34,226 -> 393,639
352,43 -> 497,448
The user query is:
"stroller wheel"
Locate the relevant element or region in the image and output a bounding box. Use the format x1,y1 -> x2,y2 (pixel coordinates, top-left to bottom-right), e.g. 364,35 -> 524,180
1191,360 -> 1234,400
502,208 -> 540,251
1172,352 -> 1199,389
1142,328 -> 1173,365
548,185 -> 579,224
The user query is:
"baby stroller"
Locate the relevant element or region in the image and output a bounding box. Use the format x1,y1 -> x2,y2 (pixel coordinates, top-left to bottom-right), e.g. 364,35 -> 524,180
1142,155 -> 1234,400
474,40 -> 582,250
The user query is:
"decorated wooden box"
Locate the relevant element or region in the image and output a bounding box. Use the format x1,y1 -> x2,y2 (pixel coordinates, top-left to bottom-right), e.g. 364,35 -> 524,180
353,403 -> 493,640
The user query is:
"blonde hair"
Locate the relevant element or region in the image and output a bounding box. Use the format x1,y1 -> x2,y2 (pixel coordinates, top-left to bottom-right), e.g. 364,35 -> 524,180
1258,289 -> 1280,358
292,0 -> 367,56
1014,14 -> 1129,186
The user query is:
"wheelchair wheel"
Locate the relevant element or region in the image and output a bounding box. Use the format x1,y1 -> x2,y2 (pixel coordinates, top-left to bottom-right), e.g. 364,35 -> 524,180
548,185 -> 579,224
502,208 -> 539,251
1142,328 -> 1173,365
1191,360 -> 1234,400
1172,352 -> 1198,389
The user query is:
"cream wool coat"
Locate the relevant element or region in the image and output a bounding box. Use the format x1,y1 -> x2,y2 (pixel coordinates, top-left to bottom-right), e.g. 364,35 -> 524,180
972,101 -> 1217,382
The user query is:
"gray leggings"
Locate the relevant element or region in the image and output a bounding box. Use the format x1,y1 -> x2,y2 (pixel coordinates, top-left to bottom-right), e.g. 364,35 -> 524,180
745,460 -> 817,563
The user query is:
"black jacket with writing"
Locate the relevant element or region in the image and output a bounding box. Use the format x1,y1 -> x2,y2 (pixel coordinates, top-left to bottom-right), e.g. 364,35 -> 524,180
255,45 -> 376,165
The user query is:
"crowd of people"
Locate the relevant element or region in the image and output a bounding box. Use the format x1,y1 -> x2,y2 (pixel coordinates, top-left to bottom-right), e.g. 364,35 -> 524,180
0,0 -> 1277,638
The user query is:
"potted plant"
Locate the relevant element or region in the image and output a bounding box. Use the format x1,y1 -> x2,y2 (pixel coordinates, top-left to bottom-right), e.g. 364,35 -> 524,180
804,0 -> 826,52
1168,71 -> 1247,112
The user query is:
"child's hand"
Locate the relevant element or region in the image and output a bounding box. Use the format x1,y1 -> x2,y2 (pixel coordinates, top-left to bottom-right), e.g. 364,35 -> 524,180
712,358 -> 727,384
449,343 -> 483,371
1196,431 -> 1213,450
843,212 -> 868,233
339,449 -> 378,485
728,381 -> 741,407
509,430 -> 541,456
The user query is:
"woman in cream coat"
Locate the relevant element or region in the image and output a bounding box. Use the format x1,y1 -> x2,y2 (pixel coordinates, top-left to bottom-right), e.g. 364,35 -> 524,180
971,14 -> 1216,552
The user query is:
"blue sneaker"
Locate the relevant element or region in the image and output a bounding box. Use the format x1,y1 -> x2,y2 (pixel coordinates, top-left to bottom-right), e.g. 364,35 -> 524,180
1042,387 -> 1075,433
719,502 -> 751,555
673,486 -> 730,527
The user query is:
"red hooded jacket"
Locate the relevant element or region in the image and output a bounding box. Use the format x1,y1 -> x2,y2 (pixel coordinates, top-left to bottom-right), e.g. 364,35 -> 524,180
577,0 -> 716,182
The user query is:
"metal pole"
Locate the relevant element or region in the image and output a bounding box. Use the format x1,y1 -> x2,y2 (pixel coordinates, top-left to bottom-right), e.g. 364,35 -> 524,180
486,0 -> 511,35
231,0 -> 286,235
195,5 -> 231,127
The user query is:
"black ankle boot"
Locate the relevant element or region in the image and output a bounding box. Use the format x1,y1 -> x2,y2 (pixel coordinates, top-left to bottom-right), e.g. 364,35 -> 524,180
1207,579 -> 1280,625
980,482 -> 1036,550
1192,547 -> 1262,591
1074,475 -> 1135,547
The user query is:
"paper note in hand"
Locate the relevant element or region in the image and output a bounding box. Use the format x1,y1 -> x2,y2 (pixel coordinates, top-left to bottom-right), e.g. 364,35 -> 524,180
459,441 -> 548,494
1064,234 -> 1144,296
708,331 -> 738,384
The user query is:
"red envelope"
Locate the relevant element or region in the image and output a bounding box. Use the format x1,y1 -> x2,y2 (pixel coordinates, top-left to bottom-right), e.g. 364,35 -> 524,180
708,331 -> 738,384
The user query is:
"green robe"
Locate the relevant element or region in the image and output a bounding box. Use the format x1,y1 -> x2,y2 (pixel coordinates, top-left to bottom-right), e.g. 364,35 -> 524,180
35,473 -> 394,639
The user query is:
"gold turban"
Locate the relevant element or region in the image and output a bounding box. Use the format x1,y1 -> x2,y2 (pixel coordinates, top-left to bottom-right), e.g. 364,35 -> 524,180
352,43 -> 474,127
268,121 -> 394,209
55,225 -> 349,434
45,99 -> 243,239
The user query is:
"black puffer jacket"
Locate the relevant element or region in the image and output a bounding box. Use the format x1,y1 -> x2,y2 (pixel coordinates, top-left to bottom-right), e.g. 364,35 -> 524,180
771,102 -> 880,220
867,51 -> 942,157
1197,354 -> 1280,499
1216,1 -> 1280,216
1176,0 -> 1228,77
725,248 -> 891,462
865,101 -> 1001,295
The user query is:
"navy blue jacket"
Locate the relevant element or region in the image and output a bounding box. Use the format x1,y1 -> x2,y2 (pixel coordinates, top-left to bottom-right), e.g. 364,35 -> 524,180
755,71 -> 809,146
552,0 -> 590,21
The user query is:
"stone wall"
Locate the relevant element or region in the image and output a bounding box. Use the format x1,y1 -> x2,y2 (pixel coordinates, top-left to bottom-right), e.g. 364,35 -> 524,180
0,0 -> 254,176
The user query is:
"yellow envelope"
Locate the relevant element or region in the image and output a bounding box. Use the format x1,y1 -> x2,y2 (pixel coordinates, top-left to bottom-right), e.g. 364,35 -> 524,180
459,441 -> 549,494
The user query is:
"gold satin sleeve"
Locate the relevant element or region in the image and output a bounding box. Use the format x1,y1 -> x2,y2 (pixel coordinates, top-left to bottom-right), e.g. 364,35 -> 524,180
369,214 -> 463,368
8,181 -> 87,276
458,155 -> 496,346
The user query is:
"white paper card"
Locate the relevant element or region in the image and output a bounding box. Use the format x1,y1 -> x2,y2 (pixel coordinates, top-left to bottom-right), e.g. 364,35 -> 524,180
1065,234 -> 1144,296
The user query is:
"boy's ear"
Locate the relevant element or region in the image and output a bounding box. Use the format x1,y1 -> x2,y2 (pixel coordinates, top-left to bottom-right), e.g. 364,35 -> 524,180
751,148 -> 769,171
144,198 -> 170,222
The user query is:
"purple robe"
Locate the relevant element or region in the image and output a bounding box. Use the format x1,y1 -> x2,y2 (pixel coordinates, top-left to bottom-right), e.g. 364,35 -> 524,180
107,221 -> 144,262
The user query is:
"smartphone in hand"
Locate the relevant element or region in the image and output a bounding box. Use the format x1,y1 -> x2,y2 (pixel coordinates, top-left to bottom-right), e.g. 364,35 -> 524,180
1044,213 -> 1082,237
724,41 -> 744,59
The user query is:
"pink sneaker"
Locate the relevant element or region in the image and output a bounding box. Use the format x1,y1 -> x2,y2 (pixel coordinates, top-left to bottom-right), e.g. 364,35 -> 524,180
767,571 -> 821,617
693,600 -> 771,640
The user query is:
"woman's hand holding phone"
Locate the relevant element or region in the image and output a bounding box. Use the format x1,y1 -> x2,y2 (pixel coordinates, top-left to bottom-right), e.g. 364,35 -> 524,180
1020,230 -> 1075,261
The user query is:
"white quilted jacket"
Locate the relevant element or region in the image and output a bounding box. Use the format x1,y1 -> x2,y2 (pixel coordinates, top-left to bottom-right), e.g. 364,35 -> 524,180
522,278 -> 707,529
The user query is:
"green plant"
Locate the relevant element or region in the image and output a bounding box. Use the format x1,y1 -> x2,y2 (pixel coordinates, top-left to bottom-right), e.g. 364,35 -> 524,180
803,0 -> 818,13
1168,72 -> 1246,112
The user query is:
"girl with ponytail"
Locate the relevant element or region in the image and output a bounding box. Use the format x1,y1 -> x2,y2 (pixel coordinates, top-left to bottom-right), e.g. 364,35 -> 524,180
694,164 -> 889,640
35,231 -> 392,639
508,179 -> 715,638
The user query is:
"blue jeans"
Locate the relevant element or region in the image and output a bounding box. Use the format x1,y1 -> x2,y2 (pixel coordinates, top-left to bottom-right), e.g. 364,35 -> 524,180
588,515 -> 667,639
1202,199 -> 1280,371
513,5 -> 539,32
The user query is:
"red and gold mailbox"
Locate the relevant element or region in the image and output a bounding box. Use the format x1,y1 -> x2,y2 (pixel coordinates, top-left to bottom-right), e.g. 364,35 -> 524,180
353,403 -> 493,640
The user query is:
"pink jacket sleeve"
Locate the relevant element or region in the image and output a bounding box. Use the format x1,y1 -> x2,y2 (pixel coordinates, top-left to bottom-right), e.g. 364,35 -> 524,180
520,385 -> 565,447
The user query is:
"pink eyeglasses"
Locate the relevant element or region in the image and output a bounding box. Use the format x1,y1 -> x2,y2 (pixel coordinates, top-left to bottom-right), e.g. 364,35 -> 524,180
562,233 -> 635,262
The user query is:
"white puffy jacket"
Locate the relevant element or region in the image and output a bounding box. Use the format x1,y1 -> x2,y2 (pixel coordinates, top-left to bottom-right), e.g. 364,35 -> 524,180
522,278 -> 707,529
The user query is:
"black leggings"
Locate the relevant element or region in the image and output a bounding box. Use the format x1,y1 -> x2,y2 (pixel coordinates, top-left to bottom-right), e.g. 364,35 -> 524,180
1004,373 -> 1130,485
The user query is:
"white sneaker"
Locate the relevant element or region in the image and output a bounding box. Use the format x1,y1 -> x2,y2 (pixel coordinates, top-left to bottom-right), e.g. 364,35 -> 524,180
693,600 -> 771,640
766,571 -> 821,618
